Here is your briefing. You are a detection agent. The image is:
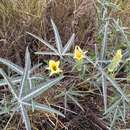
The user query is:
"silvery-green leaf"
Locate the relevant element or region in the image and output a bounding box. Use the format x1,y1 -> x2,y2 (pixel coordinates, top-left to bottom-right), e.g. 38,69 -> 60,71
122,98 -> 126,120
51,19 -> 63,55
68,91 -> 84,97
19,47 -> 31,98
54,91 -> 65,98
100,21 -> 109,65
67,94 -> 84,111
22,102 -> 64,117
0,68 -> 18,99
62,33 -> 75,55
113,19 -> 129,44
0,76 -> 21,86
52,104 -> 76,114
20,104 -> 31,130
64,92 -> 67,114
118,108 -> 126,124
35,51 -> 58,56
22,76 -> 64,101
29,63 -> 43,74
0,76 -> 43,87
104,98 -> 122,114
27,32 -> 59,55
0,58 -> 23,75
85,56 -> 129,102
102,71 -> 129,102
63,53 -> 73,56
110,106 -> 119,128
28,78 -> 32,90
102,74 -> 107,112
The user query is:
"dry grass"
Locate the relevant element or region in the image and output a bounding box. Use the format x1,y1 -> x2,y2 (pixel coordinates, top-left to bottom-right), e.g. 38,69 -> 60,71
0,0 -> 47,65
112,0 -> 130,33
0,0 -> 97,65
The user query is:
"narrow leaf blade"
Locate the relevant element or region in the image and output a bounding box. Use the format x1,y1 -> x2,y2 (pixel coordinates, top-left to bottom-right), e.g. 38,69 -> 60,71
102,74 -> 107,112
68,94 -> 84,111
20,104 -> 31,130
22,76 -> 64,101
62,33 -> 75,55
34,102 -> 65,117
35,51 -> 58,56
27,32 -> 59,55
0,58 -> 23,75
0,69 -> 18,99
102,71 -> 129,102
51,19 -> 63,55
19,47 -> 31,98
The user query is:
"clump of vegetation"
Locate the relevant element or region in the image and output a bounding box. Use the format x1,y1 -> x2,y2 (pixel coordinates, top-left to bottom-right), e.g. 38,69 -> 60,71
0,0 -> 130,130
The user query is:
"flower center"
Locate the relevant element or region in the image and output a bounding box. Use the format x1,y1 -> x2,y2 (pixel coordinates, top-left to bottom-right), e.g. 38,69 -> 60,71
76,52 -> 82,58
52,65 -> 57,71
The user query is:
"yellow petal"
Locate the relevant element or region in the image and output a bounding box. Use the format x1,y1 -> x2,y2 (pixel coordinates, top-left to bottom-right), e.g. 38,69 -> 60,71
49,60 -> 55,68
48,60 -> 62,76
74,45 -> 85,61
108,49 -> 122,73
77,46 -> 82,53
116,49 -> 122,59
56,61 -> 60,67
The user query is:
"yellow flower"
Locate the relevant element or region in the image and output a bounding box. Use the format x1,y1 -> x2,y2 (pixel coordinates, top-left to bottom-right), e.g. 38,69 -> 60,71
108,49 -> 122,73
48,60 -> 62,76
74,46 -> 86,61
114,49 -> 122,60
